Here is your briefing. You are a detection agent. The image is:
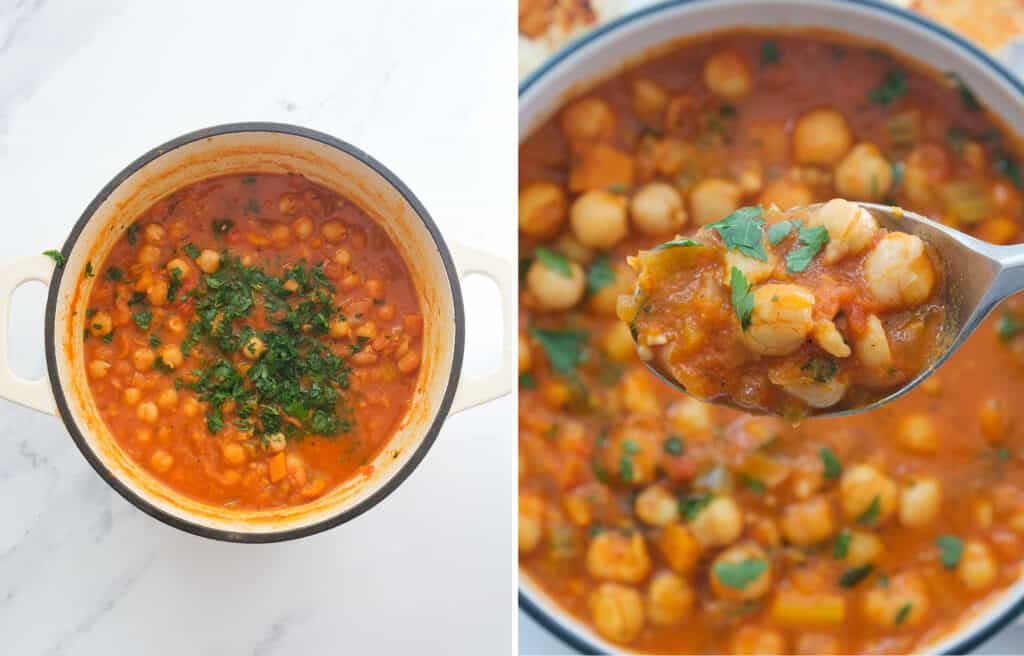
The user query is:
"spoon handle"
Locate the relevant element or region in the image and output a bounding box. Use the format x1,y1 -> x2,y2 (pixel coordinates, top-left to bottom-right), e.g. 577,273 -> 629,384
989,243 -> 1024,303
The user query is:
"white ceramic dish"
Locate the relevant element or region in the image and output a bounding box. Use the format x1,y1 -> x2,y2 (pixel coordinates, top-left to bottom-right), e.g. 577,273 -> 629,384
0,123 -> 514,542
518,1 -> 1024,652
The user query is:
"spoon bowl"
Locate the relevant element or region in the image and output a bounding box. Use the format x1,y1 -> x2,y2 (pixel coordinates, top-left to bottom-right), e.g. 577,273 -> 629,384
638,202 -> 1024,419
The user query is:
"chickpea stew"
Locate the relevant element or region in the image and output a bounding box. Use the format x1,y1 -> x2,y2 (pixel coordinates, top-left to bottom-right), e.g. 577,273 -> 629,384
82,173 -> 424,510
519,32 -> 1024,653
619,199 -> 945,419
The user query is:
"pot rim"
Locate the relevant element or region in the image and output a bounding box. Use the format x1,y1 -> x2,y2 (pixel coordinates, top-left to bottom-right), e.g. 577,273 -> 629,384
517,1 -> 1024,654
43,121 -> 466,543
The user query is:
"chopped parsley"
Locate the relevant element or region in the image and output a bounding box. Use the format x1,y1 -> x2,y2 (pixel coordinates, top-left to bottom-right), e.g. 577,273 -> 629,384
149,334 -> 161,347
820,446 -> 842,480
857,495 -> 882,526
519,372 -> 536,389
680,493 -> 712,520
802,355 -> 838,383
766,219 -> 800,245
833,530 -> 852,559
126,222 -> 141,246
714,559 -> 768,589
607,183 -> 629,194
894,603 -> 913,626
241,175 -> 257,185
936,534 -> 964,568
729,266 -> 754,330
166,266 -> 183,301
212,218 -> 234,237
105,266 -> 124,282
839,564 -> 874,588
945,71 -> 981,111
132,310 -> 153,331
183,243 -> 201,259
534,245 -> 572,278
528,327 -> 588,377
707,207 -> 767,261
739,474 -> 765,495
868,69 -> 907,106
619,456 -> 634,483
760,40 -> 780,66
785,225 -> 830,273
84,261 -> 95,278
652,238 -> 702,251
946,126 -> 968,154
43,250 -> 65,266
586,254 -> 615,293
995,154 -> 1023,189
663,435 -> 684,456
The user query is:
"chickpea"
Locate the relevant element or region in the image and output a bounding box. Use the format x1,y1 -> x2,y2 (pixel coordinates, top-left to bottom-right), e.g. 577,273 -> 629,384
793,108 -> 853,165
979,397 -> 1011,442
397,350 -> 421,374
519,182 -> 568,240
844,531 -> 886,567
635,485 -> 679,527
525,258 -> 586,311
355,321 -> 378,340
328,319 -> 350,340
137,401 -> 159,423
377,303 -> 396,322
181,396 -> 200,417
854,314 -> 893,373
899,477 -> 942,528
123,387 -> 141,405
840,464 -> 897,523
630,182 -> 687,236
341,272 -> 361,290
334,248 -> 352,268
268,224 -> 290,246
293,215 -> 314,240
710,542 -> 772,601
278,192 -> 301,215
730,626 -> 786,655
159,345 -> 183,369
812,318 -> 851,358
147,280 -> 168,306
569,190 -> 628,249
666,398 -> 711,436
863,572 -> 930,628
895,413 -> 938,454
560,96 -> 616,143
321,220 -> 347,243
588,582 -> 644,644
703,49 -> 752,100
88,312 -> 113,337
782,375 -> 850,410
658,522 -> 701,574
759,179 -> 813,210
742,284 -> 815,356
688,178 -> 741,225
863,232 -> 935,309
135,428 -> 153,444
647,571 -> 694,627
88,359 -> 110,379
143,223 -> 165,245
630,78 -> 668,123
586,530 -> 651,583
835,143 -> 893,201
166,258 -> 190,278
806,198 -> 878,264
780,496 -> 835,546
602,321 -> 636,363
133,348 -> 155,372
243,335 -> 266,360
156,388 -> 178,409
519,494 -> 545,553
196,249 -> 220,274
690,496 -> 743,548
365,278 -> 385,300
149,449 -> 174,473
166,315 -> 186,334
221,442 -> 247,466
518,333 -> 532,373
959,540 -> 998,590
137,244 -> 161,266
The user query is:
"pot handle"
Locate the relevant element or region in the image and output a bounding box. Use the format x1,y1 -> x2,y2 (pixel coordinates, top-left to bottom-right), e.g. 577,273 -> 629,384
449,244 -> 515,415
0,254 -> 58,414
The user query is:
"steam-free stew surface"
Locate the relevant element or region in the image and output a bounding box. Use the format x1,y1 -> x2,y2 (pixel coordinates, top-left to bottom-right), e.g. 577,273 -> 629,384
82,173 -> 423,510
519,32 -> 1024,654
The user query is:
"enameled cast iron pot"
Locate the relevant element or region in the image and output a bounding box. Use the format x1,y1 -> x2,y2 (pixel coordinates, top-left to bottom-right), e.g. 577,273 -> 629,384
518,0 -> 1024,652
0,122 -> 514,543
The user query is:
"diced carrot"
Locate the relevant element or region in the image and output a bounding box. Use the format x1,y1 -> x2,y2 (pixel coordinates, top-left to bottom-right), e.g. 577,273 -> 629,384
568,143 -> 634,192
268,452 -> 287,483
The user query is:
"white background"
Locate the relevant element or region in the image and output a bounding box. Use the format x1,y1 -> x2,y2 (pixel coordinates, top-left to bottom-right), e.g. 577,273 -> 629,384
0,1 -> 516,654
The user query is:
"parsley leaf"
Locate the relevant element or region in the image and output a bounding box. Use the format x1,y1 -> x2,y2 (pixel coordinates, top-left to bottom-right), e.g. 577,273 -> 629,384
857,495 -> 882,526
820,446 -> 842,480
84,261 -> 95,278
105,266 -> 124,282
529,327 -> 588,377
534,246 -> 572,278
868,69 -> 907,106
43,250 -> 65,266
714,559 -> 768,589
652,238 -> 702,251
730,267 -> 754,330
802,355 -> 838,383
586,254 -> 615,293
126,223 -> 141,246
707,207 -> 767,261
167,266 -> 183,301
761,40 -> 780,65
183,243 -> 201,259
663,435 -> 684,456
740,474 -> 765,495
945,71 -> 981,111
766,219 -> 800,244
680,493 -> 712,520
132,311 -> 153,331
619,456 -> 634,483
833,530 -> 852,559
519,372 -> 536,389
894,603 -> 913,626
785,225 -> 830,272
839,564 -> 874,588
936,534 -> 964,568
995,154 -> 1023,189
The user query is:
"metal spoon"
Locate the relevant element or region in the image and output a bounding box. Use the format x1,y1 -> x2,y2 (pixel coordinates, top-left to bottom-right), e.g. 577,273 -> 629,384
638,201 -> 1024,419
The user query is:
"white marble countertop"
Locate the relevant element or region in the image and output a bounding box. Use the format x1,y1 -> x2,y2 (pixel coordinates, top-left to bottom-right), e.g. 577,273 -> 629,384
0,1 -> 516,654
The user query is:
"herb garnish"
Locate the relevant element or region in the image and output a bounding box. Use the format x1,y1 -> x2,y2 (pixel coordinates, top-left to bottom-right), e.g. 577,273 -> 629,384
126,222 -> 141,246
820,446 -> 842,480
802,355 -> 838,383
519,372 -> 536,389
586,254 -> 615,293
785,225 -> 830,272
652,238 -> 702,251
936,534 -> 964,568
183,243 -> 201,259
766,219 -> 800,244
105,266 -> 124,282
857,495 -> 882,526
833,530 -> 851,559
528,327 -> 588,377
535,246 -> 572,278
714,559 -> 768,589
707,207 -> 766,261
85,261 -> 95,278
761,40 -> 780,66
894,603 -> 913,626
43,250 -> 65,266
132,310 -> 153,331
212,219 -> 234,237
839,564 -> 874,588
868,69 -> 907,106
680,493 -> 712,520
995,154 -> 1023,189
945,71 -> 981,111
729,267 -> 754,330
663,435 -> 684,456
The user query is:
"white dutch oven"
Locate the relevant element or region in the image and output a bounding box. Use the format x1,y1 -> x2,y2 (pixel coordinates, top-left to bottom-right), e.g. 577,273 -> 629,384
519,0 -> 1024,652
0,123 -> 514,542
